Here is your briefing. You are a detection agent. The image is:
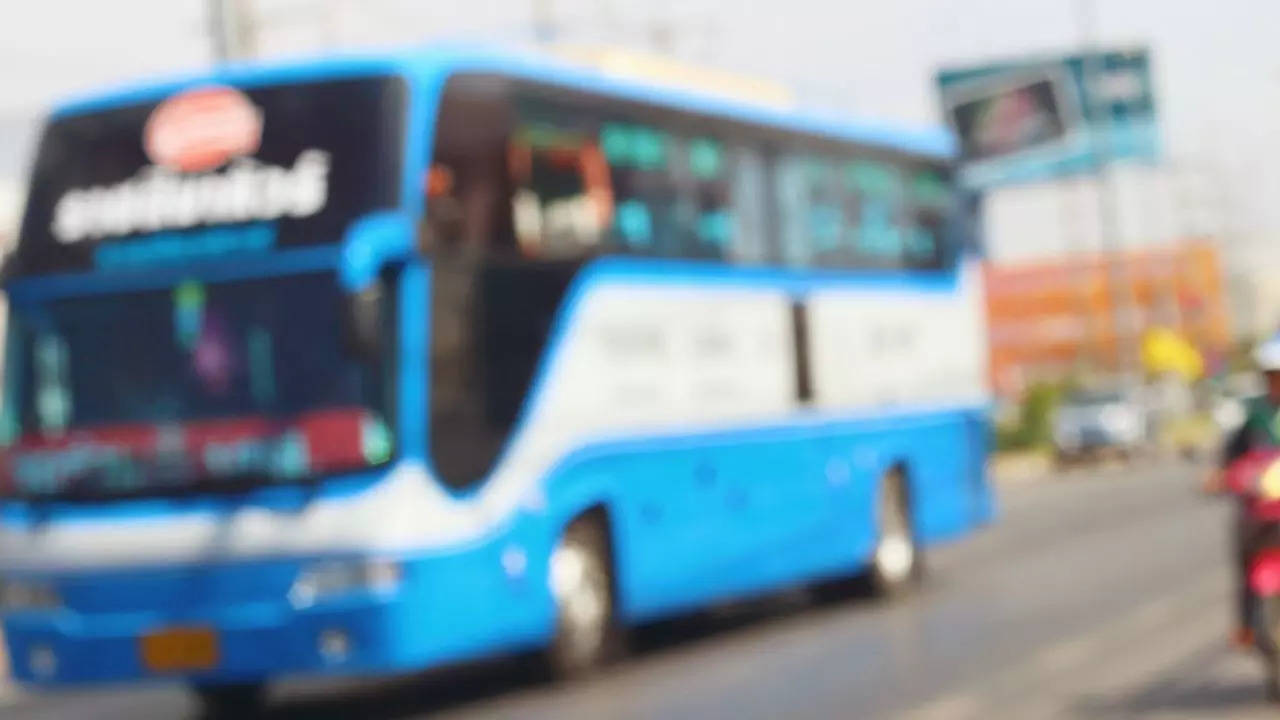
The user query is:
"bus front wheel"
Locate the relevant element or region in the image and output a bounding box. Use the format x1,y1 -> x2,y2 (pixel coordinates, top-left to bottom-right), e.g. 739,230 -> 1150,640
546,511 -> 621,678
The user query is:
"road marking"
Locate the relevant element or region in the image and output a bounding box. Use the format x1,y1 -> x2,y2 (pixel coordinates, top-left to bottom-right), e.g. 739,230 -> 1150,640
1130,592 -> 1187,628
999,574 -> 1230,718
899,572 -> 1226,719
1032,635 -> 1094,675
1027,587 -> 1201,678
901,693 -> 982,720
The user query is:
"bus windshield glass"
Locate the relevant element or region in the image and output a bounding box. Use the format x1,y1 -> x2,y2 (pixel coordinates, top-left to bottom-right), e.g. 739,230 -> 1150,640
11,75 -> 406,276
0,273 -> 393,500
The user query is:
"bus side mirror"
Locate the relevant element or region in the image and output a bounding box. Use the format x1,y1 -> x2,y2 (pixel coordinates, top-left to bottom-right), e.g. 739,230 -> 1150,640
341,280 -> 385,361
336,211 -> 411,360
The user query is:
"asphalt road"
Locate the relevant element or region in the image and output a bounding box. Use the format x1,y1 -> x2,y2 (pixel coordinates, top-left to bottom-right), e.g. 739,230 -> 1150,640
1,459 -> 1271,719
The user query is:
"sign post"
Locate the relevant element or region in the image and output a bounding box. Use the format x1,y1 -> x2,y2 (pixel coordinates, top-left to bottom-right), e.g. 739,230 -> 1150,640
1076,0 -> 1139,379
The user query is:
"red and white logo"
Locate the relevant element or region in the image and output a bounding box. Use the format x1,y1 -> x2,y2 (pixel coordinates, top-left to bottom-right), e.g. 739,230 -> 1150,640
143,86 -> 263,173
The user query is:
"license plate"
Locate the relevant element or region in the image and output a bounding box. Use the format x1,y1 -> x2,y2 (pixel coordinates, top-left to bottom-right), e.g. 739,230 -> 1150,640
140,627 -> 219,673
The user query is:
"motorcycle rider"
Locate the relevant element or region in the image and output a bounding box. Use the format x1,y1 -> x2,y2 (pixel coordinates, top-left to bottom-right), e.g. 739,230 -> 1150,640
1209,333 -> 1280,646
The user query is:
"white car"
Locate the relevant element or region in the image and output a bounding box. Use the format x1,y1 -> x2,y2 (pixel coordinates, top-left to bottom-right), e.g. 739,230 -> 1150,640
1053,390 -> 1148,461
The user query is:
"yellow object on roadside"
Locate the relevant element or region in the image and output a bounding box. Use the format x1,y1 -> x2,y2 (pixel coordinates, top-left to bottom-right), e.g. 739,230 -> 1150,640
1141,327 -> 1204,380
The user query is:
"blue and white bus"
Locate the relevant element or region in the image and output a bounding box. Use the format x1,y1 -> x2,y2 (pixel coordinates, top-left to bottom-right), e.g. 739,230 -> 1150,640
0,45 -> 993,712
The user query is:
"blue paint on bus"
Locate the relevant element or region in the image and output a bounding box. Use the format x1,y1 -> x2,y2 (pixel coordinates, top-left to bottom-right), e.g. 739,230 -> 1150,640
0,45 -> 991,690
4,403 -> 990,685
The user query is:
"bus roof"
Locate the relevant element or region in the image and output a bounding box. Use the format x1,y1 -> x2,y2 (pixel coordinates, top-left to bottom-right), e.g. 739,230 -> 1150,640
50,44 -> 956,160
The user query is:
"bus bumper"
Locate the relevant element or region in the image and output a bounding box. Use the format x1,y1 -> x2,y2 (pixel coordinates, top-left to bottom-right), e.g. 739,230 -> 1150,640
1,549 -> 554,687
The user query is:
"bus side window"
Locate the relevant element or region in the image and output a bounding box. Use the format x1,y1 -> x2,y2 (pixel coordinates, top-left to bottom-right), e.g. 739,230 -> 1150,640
773,156 -> 805,266
845,158 -> 906,269
600,123 -> 739,262
599,121 -> 675,256
680,136 -> 733,260
504,101 -> 770,266
905,166 -> 956,269
728,146 -> 769,264
774,154 -> 842,268
508,120 -> 614,258
776,150 -> 937,271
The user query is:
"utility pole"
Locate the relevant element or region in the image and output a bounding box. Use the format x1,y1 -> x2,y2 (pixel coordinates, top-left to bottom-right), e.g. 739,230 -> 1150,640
208,0 -> 258,63
532,0 -> 557,44
1075,0 -> 1137,382
647,0 -> 677,56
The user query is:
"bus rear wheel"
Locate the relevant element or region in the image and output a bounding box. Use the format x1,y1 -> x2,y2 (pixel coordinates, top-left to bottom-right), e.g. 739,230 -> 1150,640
192,681 -> 266,719
546,512 -> 620,678
870,470 -> 920,597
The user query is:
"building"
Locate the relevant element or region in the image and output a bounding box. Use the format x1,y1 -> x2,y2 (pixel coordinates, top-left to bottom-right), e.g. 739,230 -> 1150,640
985,240 -> 1231,396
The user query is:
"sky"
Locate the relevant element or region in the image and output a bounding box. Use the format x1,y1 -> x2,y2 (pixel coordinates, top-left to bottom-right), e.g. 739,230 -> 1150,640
2,0 -> 1279,275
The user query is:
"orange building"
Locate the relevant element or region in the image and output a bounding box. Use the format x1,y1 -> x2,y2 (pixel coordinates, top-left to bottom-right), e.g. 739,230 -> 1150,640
985,241 -> 1231,396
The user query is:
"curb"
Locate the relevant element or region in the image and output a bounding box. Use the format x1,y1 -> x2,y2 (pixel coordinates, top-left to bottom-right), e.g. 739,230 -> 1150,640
990,451 -> 1053,486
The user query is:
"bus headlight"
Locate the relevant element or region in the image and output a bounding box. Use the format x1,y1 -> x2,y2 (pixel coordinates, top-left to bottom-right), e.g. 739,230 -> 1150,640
289,559 -> 402,608
0,578 -> 61,612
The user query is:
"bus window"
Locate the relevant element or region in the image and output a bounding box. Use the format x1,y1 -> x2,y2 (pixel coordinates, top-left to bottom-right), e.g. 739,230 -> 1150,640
844,159 -> 906,268
515,108 -> 748,263
680,136 -> 736,260
774,150 -> 955,271
428,76 -> 517,257
728,146 -> 769,264
606,127 -> 738,260
597,120 -> 679,256
775,154 -> 846,267
508,121 -> 614,257
904,167 -> 956,269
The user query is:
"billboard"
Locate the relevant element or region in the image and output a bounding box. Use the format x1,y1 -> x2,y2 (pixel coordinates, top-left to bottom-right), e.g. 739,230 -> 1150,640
938,48 -> 1158,188
984,242 -> 1229,396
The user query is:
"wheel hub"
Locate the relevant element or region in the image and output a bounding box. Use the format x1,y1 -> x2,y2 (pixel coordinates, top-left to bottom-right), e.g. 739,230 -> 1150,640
875,482 -> 915,583
550,538 -> 609,661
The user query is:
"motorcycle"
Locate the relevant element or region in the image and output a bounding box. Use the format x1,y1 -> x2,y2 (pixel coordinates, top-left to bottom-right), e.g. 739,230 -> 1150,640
1224,448 -> 1280,700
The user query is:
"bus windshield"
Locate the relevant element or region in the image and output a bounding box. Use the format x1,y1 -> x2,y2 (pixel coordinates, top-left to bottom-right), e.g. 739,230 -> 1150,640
0,273 -> 393,500
11,75 -> 406,277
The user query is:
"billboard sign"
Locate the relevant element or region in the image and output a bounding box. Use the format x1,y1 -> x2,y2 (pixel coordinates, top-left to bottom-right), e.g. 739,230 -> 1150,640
938,48 -> 1157,188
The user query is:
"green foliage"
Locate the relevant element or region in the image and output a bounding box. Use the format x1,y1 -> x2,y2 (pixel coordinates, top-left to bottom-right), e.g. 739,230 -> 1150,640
1229,336 -> 1259,374
994,423 -> 1028,452
994,382 -> 1066,452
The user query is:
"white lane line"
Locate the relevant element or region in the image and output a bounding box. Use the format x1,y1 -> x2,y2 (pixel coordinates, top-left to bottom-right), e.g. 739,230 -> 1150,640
999,578 -> 1231,718
899,572 -> 1226,719
900,693 -> 982,720
1031,635 -> 1095,676
1027,583 -> 1210,679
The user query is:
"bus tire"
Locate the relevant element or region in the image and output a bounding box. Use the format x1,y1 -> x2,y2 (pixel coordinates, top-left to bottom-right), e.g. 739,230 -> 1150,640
545,511 -> 621,678
192,681 -> 266,719
869,468 -> 920,597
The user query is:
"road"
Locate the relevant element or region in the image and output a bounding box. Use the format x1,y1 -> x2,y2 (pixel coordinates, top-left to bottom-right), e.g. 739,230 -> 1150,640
1,460 -> 1271,719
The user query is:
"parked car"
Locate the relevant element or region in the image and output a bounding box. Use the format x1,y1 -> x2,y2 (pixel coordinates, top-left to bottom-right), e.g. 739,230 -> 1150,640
1053,389 -> 1148,463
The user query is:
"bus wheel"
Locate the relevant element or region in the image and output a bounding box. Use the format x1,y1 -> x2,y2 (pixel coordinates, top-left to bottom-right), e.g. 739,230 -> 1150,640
192,682 -> 266,719
546,512 -> 619,678
870,469 -> 919,597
